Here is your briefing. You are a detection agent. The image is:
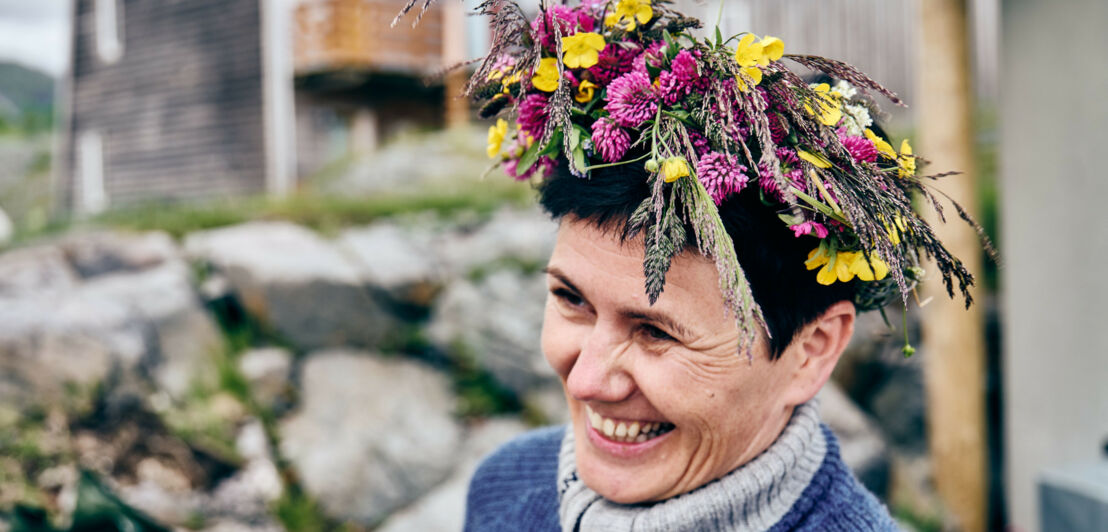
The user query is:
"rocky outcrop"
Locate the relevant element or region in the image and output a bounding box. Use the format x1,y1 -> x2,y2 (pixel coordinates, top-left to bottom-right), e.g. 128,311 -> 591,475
184,222 -> 398,351
427,269 -> 557,397
278,351 -> 463,525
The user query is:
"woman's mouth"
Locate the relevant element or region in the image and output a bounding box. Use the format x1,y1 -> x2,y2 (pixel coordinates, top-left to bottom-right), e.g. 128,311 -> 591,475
585,405 -> 675,443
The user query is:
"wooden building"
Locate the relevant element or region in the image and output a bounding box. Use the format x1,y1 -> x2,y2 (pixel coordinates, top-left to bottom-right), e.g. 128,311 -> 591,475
57,0 -> 464,213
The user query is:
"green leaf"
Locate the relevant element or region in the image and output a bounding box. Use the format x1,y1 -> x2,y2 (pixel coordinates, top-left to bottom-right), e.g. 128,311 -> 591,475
571,144 -> 588,176
778,212 -> 806,226
517,130 -> 563,176
715,27 -> 724,47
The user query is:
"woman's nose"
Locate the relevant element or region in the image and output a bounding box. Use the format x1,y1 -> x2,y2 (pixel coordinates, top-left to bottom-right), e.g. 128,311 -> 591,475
564,321 -> 635,403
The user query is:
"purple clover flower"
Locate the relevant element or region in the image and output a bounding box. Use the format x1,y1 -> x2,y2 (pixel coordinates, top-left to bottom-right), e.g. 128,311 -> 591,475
588,44 -> 639,85
839,131 -> 879,163
605,70 -> 658,128
518,93 -> 550,140
790,221 -> 830,239
696,152 -> 750,205
591,117 -> 632,163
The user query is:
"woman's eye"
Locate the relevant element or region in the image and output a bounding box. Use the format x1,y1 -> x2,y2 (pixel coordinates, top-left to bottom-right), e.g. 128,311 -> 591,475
552,288 -> 585,308
640,324 -> 675,342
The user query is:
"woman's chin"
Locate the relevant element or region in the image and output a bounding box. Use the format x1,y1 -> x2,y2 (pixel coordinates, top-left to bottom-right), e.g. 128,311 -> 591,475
574,421 -> 680,504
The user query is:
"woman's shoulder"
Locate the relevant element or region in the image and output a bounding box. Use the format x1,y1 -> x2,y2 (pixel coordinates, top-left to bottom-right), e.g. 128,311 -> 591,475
463,425 -> 564,532
772,424 -> 901,531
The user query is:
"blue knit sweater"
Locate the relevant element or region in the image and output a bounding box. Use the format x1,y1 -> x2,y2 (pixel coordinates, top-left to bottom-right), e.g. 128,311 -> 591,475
464,425 -> 898,531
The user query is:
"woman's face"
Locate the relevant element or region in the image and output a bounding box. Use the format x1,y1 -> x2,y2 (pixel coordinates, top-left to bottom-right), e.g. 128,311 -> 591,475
541,218 -> 801,504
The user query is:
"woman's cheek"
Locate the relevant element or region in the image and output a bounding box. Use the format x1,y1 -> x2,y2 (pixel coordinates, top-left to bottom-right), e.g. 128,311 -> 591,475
540,296 -> 579,379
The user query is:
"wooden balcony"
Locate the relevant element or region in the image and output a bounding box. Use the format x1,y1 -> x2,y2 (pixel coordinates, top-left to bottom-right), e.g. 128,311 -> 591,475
293,0 -> 444,84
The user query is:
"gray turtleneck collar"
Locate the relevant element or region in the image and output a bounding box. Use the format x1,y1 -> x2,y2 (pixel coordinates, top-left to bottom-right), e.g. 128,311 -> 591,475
556,401 -> 827,532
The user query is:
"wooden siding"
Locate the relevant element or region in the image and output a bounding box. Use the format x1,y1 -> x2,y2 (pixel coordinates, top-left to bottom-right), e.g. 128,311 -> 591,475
61,0 -> 267,210
294,0 -> 444,77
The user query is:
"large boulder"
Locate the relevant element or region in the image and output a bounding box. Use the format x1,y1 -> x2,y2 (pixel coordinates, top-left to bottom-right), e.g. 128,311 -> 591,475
434,208 -> 558,278
426,269 -> 557,397
76,262 -> 224,398
279,351 -> 462,525
377,418 -> 528,532
338,222 -> 445,310
0,242 -> 222,407
0,206 -> 12,246
184,222 -> 397,351
0,244 -> 80,298
57,230 -> 178,279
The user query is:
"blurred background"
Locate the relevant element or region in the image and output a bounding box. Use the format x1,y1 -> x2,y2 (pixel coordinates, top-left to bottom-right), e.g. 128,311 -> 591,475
0,0 -> 1104,531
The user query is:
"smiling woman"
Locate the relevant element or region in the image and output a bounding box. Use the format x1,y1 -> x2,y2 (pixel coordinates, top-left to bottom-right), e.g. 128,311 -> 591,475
415,0 -> 990,529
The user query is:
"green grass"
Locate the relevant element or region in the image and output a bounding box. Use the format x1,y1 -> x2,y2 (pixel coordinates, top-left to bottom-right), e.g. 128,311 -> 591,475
92,181 -> 535,240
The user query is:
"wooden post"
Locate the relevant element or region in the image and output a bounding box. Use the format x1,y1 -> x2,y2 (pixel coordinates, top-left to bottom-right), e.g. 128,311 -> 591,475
917,1 -> 987,530
442,0 -> 469,129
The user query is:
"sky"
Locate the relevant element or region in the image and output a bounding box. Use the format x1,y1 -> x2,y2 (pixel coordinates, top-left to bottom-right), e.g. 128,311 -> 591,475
0,0 -> 69,76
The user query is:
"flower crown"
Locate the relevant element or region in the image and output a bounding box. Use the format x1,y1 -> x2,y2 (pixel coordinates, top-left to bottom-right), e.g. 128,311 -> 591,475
398,0 -> 990,356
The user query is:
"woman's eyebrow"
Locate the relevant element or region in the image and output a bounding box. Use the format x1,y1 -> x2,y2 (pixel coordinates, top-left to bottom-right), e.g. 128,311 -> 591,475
621,308 -> 693,339
542,266 -> 584,295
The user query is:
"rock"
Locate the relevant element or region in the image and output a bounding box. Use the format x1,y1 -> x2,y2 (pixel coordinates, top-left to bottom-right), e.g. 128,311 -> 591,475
184,222 -> 397,351
0,207 -> 11,246
818,381 -> 890,497
57,230 -> 177,278
435,208 -> 558,278
203,421 -> 283,522
78,262 -> 224,398
0,288 -> 143,408
427,269 -> 556,397
0,244 -> 80,298
339,223 -> 446,310
377,418 -> 529,532
237,348 -> 292,410
279,351 -> 462,524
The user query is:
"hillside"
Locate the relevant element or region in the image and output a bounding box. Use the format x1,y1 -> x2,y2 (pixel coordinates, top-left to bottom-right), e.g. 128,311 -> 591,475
0,61 -> 55,120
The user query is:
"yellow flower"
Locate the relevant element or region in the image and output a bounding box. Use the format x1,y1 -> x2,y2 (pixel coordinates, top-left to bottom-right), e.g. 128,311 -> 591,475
575,79 -> 598,103
882,214 -> 907,245
734,33 -> 765,67
807,248 -> 886,285
606,0 -> 653,31
734,34 -> 785,68
486,118 -> 508,159
897,138 -> 915,178
661,157 -> 690,182
849,253 -> 890,281
735,66 -> 763,92
804,83 -> 842,127
760,36 -> 784,62
562,32 -> 605,69
500,70 -> 523,94
864,128 -> 896,159
797,149 -> 832,169
532,57 -> 560,92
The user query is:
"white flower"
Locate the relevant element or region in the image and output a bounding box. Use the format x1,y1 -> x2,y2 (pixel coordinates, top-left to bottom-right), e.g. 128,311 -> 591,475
840,103 -> 873,137
831,80 -> 857,99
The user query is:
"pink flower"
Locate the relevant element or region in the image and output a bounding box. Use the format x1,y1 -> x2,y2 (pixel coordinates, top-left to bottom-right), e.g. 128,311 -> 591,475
587,44 -> 639,85
505,155 -> 556,181
530,6 -> 582,52
767,113 -> 789,144
605,70 -> 658,128
591,117 -> 632,162
838,131 -> 879,163
759,166 -> 804,201
696,152 -> 750,205
688,129 -> 711,157
518,93 -> 550,139
790,221 -> 830,239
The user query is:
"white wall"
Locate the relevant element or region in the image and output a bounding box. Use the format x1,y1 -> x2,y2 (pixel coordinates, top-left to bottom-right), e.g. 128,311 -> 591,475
1000,0 -> 1108,529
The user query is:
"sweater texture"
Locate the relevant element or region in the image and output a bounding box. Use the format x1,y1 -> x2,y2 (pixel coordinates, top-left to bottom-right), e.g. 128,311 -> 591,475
464,409 -> 899,531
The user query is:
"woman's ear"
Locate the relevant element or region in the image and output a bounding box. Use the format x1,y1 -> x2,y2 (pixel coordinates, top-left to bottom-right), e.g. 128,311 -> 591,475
780,300 -> 856,406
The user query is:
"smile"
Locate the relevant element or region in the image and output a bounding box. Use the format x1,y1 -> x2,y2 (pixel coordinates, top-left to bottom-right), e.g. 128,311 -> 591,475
585,405 -> 676,443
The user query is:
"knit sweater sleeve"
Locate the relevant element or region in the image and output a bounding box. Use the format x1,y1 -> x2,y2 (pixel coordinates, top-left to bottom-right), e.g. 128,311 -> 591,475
770,425 -> 901,532
464,426 -> 564,532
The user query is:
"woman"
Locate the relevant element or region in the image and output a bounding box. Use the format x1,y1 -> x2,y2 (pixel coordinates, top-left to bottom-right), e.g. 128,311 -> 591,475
391,0 -> 985,529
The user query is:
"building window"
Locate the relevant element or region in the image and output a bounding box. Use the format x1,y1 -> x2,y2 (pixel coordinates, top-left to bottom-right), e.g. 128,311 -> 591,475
95,0 -> 124,64
76,130 -> 108,215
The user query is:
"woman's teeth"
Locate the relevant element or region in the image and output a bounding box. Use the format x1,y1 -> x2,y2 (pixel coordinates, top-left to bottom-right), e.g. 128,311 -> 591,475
585,405 -> 674,443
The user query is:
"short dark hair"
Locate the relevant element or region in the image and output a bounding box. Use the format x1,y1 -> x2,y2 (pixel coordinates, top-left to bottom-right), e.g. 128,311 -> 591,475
538,162 -> 856,359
